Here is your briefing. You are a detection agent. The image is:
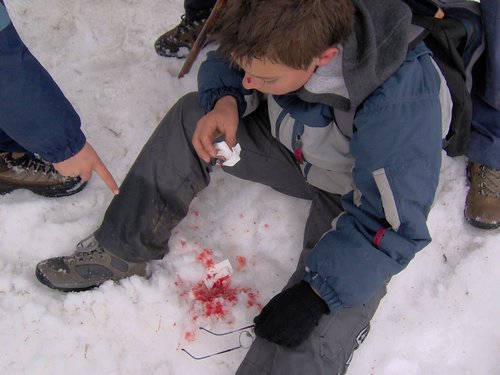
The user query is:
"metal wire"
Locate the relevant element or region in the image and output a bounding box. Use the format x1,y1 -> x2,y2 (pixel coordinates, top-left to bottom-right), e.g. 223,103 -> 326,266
181,325 -> 255,360
199,324 -> 255,336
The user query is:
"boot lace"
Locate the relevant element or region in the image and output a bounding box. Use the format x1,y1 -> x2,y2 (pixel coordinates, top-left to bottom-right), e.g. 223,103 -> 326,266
70,235 -> 106,264
70,248 -> 106,264
3,152 -> 57,175
175,14 -> 205,36
477,164 -> 500,197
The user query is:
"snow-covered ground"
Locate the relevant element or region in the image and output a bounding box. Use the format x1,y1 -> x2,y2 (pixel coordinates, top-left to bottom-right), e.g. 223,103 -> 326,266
1,1 -> 499,374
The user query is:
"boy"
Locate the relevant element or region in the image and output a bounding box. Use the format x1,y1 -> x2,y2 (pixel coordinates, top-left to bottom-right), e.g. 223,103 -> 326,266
36,0 -> 450,373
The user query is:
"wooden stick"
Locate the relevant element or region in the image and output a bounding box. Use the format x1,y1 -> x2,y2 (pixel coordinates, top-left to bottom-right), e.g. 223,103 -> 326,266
178,0 -> 227,78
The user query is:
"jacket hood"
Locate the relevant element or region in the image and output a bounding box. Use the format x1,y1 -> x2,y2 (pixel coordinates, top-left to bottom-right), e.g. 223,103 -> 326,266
298,0 -> 413,110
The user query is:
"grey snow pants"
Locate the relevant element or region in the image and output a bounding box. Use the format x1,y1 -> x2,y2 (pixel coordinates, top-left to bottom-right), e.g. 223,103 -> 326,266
94,92 -> 385,374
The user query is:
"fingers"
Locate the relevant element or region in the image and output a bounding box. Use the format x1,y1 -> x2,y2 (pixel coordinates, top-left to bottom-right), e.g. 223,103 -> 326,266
192,135 -> 211,163
80,143 -> 119,194
193,119 -> 218,163
53,142 -> 119,194
225,127 -> 237,149
92,159 -> 120,195
200,132 -> 219,160
193,103 -> 239,163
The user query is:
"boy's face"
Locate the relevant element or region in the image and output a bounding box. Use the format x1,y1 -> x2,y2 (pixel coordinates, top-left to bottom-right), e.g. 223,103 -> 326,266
238,48 -> 338,95
239,58 -> 318,95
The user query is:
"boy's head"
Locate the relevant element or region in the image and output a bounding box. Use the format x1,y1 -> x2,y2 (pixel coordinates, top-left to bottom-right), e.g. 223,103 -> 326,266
212,0 -> 355,95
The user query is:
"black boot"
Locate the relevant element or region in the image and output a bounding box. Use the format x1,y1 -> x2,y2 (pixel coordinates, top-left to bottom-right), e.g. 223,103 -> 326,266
154,10 -> 212,58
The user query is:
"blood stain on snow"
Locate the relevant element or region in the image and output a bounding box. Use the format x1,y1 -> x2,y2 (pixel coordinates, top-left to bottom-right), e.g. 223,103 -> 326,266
184,331 -> 196,342
196,248 -> 215,268
176,250 -> 262,325
236,256 -> 247,271
188,276 -> 262,320
243,289 -> 262,310
191,276 -> 238,319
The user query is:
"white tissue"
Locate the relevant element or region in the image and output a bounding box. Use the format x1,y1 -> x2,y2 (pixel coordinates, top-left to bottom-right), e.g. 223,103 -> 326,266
204,259 -> 234,288
215,141 -> 241,167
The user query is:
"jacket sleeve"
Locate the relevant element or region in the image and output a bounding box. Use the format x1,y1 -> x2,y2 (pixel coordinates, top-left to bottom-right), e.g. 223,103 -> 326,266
0,2 -> 85,163
197,50 -> 260,116
304,45 -> 444,312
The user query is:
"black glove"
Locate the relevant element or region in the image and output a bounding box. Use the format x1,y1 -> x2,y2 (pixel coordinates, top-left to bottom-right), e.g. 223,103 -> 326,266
253,281 -> 329,347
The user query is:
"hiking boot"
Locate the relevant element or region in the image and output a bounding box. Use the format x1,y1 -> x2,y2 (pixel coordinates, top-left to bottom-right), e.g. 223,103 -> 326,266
35,236 -> 148,292
0,152 -> 86,198
464,161 -> 500,229
154,11 -> 211,58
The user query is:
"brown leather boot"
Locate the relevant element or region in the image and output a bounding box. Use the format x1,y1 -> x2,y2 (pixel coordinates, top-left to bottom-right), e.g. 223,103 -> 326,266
465,161 -> 500,229
0,152 -> 86,197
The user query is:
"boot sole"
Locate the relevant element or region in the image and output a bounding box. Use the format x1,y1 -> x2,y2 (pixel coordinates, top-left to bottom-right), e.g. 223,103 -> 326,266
35,262 -> 149,292
35,267 -> 101,292
0,180 -> 87,198
465,217 -> 500,230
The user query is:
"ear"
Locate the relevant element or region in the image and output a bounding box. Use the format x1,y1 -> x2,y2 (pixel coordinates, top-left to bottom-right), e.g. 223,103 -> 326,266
316,47 -> 339,67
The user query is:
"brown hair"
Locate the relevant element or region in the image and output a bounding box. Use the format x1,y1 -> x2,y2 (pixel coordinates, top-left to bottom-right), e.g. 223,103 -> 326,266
212,0 -> 356,70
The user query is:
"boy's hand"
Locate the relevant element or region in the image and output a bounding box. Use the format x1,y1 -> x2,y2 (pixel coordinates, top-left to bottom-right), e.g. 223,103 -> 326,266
53,142 -> 120,195
193,95 -> 239,163
253,281 -> 329,347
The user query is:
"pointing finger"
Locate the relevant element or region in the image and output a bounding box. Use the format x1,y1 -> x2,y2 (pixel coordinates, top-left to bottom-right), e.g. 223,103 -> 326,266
93,159 -> 119,194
